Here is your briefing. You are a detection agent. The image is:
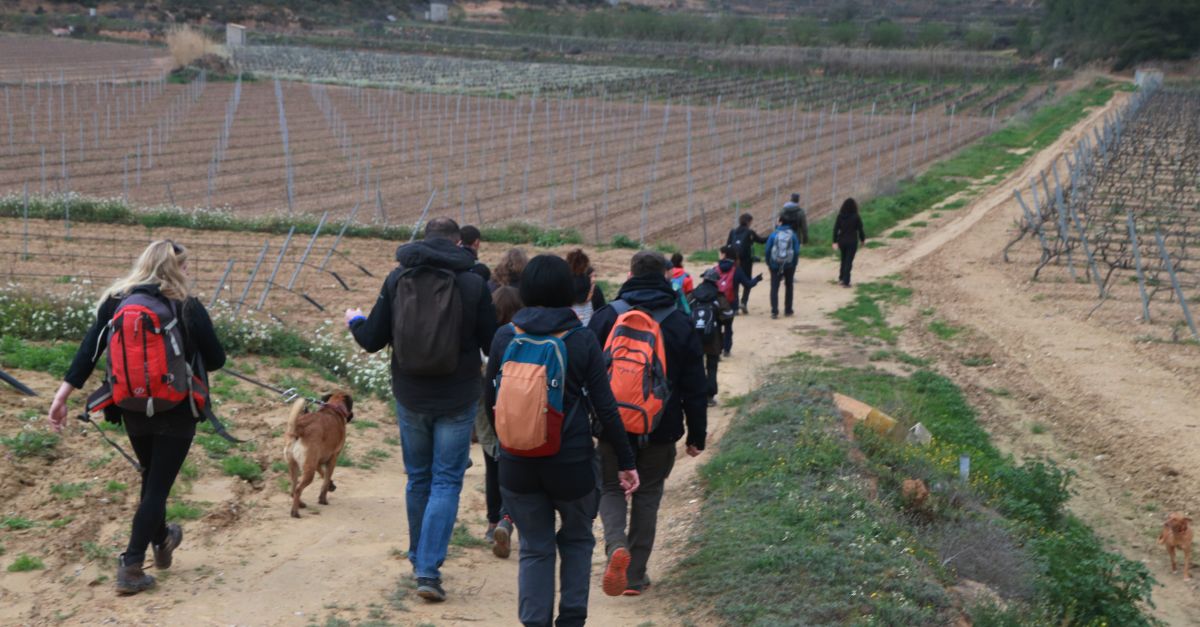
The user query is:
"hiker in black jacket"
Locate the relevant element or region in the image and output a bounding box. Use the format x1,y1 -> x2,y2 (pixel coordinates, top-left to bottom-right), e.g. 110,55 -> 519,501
460,224 -> 491,283
725,213 -> 767,313
48,240 -> 225,596
485,255 -> 639,627
688,268 -> 734,407
832,198 -> 867,288
345,218 -> 497,603
715,245 -> 763,357
588,251 -> 708,597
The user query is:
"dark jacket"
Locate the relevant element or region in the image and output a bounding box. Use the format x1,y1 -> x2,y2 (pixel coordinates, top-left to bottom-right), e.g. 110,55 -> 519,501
484,307 -> 636,471
781,202 -> 810,244
588,274 -> 708,451
350,238 -> 497,414
833,212 -> 867,247
65,285 -> 226,435
717,259 -> 762,292
726,226 -> 766,266
463,246 -> 492,284
689,281 -> 734,356
571,274 -> 606,310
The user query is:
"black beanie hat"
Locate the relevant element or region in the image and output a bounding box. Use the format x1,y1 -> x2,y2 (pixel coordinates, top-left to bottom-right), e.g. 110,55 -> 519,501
520,254 -> 575,308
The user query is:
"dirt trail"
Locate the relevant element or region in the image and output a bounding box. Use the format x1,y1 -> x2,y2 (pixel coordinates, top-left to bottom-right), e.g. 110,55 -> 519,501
6,87 -> 1197,626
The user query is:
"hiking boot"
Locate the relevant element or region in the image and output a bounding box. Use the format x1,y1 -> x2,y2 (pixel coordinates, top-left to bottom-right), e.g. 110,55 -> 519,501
785,311 -> 794,317
485,522 -> 497,544
603,547 -> 631,597
492,516 -> 513,559
416,577 -> 446,602
152,524 -> 183,569
771,312 -> 778,320
722,350 -> 731,358
707,397 -> 718,408
115,554 -> 156,596
740,304 -> 749,315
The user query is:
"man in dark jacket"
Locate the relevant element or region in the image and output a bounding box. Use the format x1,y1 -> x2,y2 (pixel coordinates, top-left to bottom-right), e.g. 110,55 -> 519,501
587,250 -> 708,596
460,224 -> 492,283
345,217 -> 497,603
725,213 -> 767,314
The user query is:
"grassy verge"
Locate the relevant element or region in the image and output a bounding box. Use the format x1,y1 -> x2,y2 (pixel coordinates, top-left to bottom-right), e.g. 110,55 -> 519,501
680,351 -> 1156,625
0,194 -> 582,248
801,81 -> 1117,258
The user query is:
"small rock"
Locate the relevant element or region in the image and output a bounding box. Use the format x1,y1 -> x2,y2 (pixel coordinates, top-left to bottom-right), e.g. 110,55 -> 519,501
1094,454 -> 1107,461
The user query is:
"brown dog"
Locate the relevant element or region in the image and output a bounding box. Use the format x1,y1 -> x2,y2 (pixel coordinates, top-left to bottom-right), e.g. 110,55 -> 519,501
1157,512 -> 1193,580
284,393 -> 354,519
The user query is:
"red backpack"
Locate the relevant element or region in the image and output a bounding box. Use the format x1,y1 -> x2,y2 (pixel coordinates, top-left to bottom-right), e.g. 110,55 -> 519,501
87,290 -> 207,417
716,264 -> 737,303
602,301 -> 672,437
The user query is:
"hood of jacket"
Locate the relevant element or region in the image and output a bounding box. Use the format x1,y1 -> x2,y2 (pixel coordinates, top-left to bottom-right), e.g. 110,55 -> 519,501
395,238 -> 476,271
511,306 -> 583,335
717,259 -> 737,272
691,281 -> 720,302
616,274 -> 677,310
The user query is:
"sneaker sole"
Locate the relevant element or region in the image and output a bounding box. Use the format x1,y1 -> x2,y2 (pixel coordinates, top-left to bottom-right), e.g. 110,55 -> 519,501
416,587 -> 446,603
492,526 -> 511,559
621,588 -> 643,597
603,548 -> 630,597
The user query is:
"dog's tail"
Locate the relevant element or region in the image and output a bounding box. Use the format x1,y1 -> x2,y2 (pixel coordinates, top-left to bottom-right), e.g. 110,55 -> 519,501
285,398 -> 306,438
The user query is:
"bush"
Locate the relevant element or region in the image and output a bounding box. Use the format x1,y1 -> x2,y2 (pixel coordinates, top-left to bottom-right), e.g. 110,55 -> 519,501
786,18 -> 821,46
828,21 -> 859,46
7,554 -> 44,572
166,501 -> 204,521
609,234 -> 639,249
0,430 -> 61,459
221,455 -> 263,482
869,20 -> 905,48
917,22 -> 949,47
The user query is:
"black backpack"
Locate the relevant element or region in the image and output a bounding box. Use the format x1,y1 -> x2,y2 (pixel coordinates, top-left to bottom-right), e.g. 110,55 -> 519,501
391,266 -> 462,376
690,298 -> 718,338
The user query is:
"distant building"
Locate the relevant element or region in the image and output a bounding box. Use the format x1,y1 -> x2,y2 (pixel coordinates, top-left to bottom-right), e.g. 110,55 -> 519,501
226,23 -> 246,47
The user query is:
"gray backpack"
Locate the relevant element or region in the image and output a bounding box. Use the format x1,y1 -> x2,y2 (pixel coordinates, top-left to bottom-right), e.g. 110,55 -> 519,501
771,229 -> 796,267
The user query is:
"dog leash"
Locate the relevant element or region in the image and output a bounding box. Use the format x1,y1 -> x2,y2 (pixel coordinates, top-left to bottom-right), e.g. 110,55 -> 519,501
222,369 -> 328,409
75,413 -> 144,473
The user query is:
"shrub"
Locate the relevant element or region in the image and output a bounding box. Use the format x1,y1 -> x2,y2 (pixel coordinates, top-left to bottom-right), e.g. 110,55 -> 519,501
869,20 -> 905,47
1,430 -> 61,459
1,516 -> 35,530
610,234 -> 640,249
50,482 -> 90,501
221,456 -> 263,482
7,554 -> 44,572
166,501 -> 204,521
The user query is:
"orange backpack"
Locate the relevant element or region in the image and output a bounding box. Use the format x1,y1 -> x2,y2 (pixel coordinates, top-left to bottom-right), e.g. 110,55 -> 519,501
602,301 -> 672,436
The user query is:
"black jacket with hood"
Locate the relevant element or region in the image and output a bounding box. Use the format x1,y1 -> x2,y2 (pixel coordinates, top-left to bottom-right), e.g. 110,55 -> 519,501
716,258 -> 762,295
350,238 -> 497,414
484,307 -> 636,472
587,274 -> 708,451
689,280 -> 734,356
726,225 -> 767,266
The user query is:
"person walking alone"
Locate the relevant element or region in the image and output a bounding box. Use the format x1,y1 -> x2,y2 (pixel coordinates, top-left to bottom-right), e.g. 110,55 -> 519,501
346,218 -> 497,603
725,213 -> 767,313
486,254 -> 639,627
48,240 -> 226,595
765,217 -> 801,319
832,198 -> 867,288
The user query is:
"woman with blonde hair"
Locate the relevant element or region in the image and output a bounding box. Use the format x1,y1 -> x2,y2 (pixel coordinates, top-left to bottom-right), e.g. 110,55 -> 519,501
48,240 -> 225,595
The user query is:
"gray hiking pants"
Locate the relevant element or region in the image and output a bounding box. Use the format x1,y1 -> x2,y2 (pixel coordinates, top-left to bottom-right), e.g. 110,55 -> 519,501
597,440 -> 677,588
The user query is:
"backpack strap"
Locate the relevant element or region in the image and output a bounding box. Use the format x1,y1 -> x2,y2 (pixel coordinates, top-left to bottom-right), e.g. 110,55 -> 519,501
610,299 -> 633,316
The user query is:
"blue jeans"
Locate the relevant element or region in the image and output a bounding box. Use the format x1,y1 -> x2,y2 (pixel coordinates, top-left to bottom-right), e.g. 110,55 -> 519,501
395,400 -> 476,580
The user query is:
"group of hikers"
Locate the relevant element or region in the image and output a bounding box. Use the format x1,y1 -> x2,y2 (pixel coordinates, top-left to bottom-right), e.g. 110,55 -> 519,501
45,194 -> 866,627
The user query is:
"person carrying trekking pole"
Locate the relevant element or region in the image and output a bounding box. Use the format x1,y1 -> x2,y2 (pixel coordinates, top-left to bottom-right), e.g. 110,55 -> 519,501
765,216 -> 801,319
832,198 -> 867,288
588,251 -> 708,597
714,245 -> 763,357
345,218 -> 497,603
688,268 -> 735,407
47,240 -> 226,596
486,254 -> 640,627
725,213 -> 767,314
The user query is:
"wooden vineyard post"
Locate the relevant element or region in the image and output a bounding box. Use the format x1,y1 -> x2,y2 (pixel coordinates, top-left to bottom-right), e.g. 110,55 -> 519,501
1126,211 -> 1151,323
210,259 -> 236,309
288,211 -> 328,291
1154,229 -> 1198,341
257,227 -> 296,311
21,185 -> 29,260
236,242 -> 270,317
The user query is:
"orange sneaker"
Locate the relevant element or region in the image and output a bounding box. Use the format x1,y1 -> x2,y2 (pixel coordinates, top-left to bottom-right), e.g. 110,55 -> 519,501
602,547 -> 630,597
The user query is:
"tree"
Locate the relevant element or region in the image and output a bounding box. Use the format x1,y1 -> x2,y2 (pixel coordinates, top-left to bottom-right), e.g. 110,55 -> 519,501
868,20 -> 904,48
828,21 -> 858,46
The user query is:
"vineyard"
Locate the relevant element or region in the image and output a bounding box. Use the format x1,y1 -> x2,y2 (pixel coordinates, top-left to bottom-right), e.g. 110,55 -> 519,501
1006,79 -> 1200,341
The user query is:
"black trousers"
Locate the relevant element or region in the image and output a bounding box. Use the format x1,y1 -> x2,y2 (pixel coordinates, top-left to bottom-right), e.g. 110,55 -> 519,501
737,259 -> 754,306
839,242 -> 860,286
704,353 -> 719,398
769,265 -> 796,315
483,449 -> 508,524
126,432 -> 194,564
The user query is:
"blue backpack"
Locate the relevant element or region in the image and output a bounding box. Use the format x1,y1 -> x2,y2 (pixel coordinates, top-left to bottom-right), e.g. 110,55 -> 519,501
493,325 -> 581,458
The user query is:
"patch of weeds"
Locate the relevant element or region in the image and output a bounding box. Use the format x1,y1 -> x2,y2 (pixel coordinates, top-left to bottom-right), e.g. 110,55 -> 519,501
865,240 -> 888,249
195,433 -> 232,458
941,199 -> 968,211
276,476 -> 291,494
0,337 -> 77,376
450,525 -> 490,549
87,452 -> 114,470
869,350 -> 932,367
908,221 -> 929,228
1031,422 -> 1048,435
366,448 -> 391,461
82,541 -> 113,565
689,249 -> 719,263
383,436 -> 400,447
2,516 -> 36,530
352,419 -> 380,431
829,282 -> 912,344
960,355 -> 995,368
166,501 -> 204,521
270,460 -> 288,473
928,320 -> 963,340
888,228 -> 914,239
8,554 -> 45,572
337,447 -> 355,467
49,516 -> 75,529
930,212 -> 943,218
610,234 -> 640,249
0,429 -> 61,459
987,387 -> 1011,397
653,242 -> 680,255
221,456 -> 263,482
50,481 -> 91,500
179,459 -> 200,480
389,576 -> 414,611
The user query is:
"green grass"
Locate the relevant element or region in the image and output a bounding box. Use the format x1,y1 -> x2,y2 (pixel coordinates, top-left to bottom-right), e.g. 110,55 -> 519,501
351,419 -> 380,431
800,81 -> 1116,260
195,433 -> 233,458
828,281 -> 912,344
888,228 -> 914,239
610,234 -> 640,249
1031,422 -> 1048,435
179,459 -> 200,480
221,456 -> 263,482
908,220 -> 929,228
0,337 -> 77,376
0,194 -> 581,247
7,554 -> 44,572
337,447 -> 355,467
961,355 -> 996,367
450,525 -> 490,549
689,249 -> 719,263
0,429 -> 61,459
868,349 -> 933,367
50,482 -> 90,500
1,516 -> 35,530
49,516 -> 75,529
929,320 -> 964,340
270,460 -> 288,473
166,501 -> 205,521
82,541 -> 113,565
